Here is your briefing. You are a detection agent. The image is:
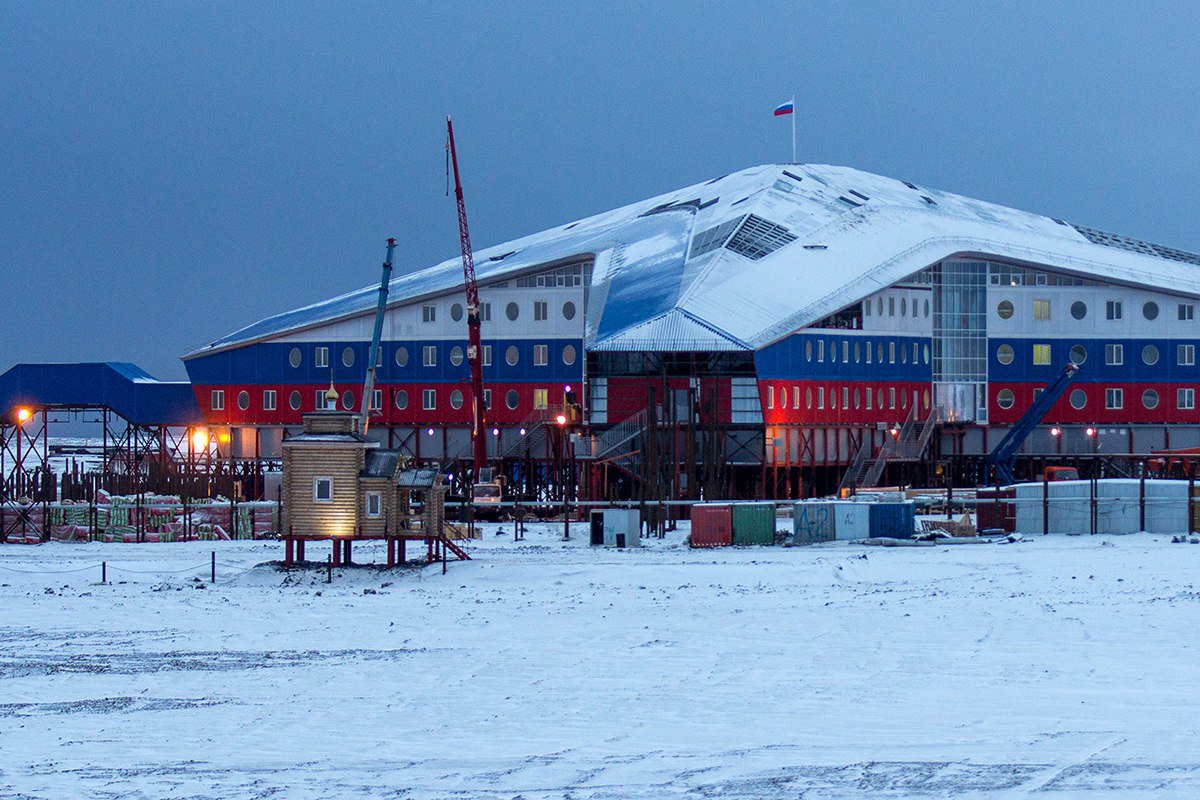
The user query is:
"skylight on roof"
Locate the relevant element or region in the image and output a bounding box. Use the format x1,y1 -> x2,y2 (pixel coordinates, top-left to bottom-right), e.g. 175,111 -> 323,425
725,215 -> 797,260
689,216 -> 745,259
1072,223 -> 1200,267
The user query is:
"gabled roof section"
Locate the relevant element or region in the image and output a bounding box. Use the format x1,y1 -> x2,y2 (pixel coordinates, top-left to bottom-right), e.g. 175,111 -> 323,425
590,309 -> 748,352
187,163 -> 1200,359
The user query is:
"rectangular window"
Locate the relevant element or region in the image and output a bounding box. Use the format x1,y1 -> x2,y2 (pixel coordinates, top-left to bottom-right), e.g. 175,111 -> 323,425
423,345 -> 437,367
263,390 -> 277,411
534,301 -> 548,321
1180,345 -> 1196,366
1032,344 -> 1051,365
422,389 -> 436,410
1033,299 -> 1050,320
483,388 -> 492,410
817,340 -> 825,362
371,389 -> 382,411
1180,303 -> 1195,321
888,387 -> 896,409
889,296 -> 895,316
533,388 -> 548,409
534,344 -> 548,366
865,342 -> 873,364
842,340 -> 849,363
864,300 -> 871,317
766,387 -> 774,410
793,386 -> 800,408
365,492 -> 381,518
1179,388 -> 1195,410
210,389 -> 225,410
422,304 -> 436,323
817,386 -> 825,409
315,389 -> 328,410
865,387 -> 873,410
313,477 -> 332,503
315,347 -> 329,368
842,386 -> 849,409
1105,388 -> 1123,409
480,302 -> 492,321
482,345 -> 492,366
1106,344 -> 1124,365
1106,300 -> 1122,320
888,341 -> 896,364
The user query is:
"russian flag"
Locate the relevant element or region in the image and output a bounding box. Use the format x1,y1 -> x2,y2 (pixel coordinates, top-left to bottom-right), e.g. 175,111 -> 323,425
773,100 -> 794,117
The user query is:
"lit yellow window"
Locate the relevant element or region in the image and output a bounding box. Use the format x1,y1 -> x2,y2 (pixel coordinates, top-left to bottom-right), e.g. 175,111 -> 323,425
533,389 -> 548,409
1033,300 -> 1050,320
1033,344 -> 1051,365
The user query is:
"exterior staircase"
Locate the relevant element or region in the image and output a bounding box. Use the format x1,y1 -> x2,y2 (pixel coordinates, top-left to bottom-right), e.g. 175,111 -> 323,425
840,405 -> 939,491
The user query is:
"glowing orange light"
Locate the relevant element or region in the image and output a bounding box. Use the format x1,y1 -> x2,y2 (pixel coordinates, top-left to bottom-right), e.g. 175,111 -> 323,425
16,408 -> 31,423
191,430 -> 209,451
218,433 -> 231,444
555,414 -> 568,426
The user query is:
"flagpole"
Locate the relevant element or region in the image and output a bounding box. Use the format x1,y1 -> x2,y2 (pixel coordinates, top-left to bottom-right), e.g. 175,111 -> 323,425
790,94 -> 796,163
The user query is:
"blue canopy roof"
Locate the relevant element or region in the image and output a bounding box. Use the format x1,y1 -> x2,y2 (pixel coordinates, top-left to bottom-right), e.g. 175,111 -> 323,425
0,363 -> 203,426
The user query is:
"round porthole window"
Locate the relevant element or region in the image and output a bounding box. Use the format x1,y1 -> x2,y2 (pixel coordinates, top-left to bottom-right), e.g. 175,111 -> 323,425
854,388 -> 861,409
923,389 -> 930,409
237,391 -> 249,411
1143,344 -> 1159,366
506,302 -> 520,321
289,347 -> 302,368
342,347 -> 355,367
900,297 -> 907,317
806,388 -> 812,409
1143,388 -> 1159,410
1143,301 -> 1159,321
854,342 -> 861,363
450,389 -> 464,410
562,301 -> 577,321
996,344 -> 1014,365
997,389 -> 1015,409
924,298 -> 930,318
805,340 -> 813,362
1069,344 -> 1087,365
450,346 -> 464,366
923,344 -> 930,364
451,302 -> 464,322
395,390 -> 409,410
997,300 -> 1014,319
562,344 -> 577,365
505,345 -> 520,366
876,297 -> 883,316
289,390 -> 301,410
395,347 -> 409,367
505,389 -> 519,410
1070,389 -> 1087,410
1070,301 -> 1087,320
341,390 -> 354,410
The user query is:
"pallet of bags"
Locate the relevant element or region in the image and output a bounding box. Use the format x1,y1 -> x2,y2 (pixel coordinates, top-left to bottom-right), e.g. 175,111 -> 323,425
49,524 -> 86,542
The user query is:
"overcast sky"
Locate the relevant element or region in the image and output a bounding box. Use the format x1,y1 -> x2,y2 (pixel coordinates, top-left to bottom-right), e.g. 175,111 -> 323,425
4,2 -> 1200,379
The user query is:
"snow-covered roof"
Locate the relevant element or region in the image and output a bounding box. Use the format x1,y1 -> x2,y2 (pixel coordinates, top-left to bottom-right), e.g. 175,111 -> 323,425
187,164 -> 1200,358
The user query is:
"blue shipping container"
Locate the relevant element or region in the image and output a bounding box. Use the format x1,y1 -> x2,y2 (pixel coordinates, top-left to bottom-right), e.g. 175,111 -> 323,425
868,502 -> 915,539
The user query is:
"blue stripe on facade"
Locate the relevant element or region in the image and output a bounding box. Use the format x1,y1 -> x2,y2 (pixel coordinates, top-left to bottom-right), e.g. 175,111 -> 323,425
989,338 -> 1200,383
754,332 -> 932,381
184,339 -> 584,386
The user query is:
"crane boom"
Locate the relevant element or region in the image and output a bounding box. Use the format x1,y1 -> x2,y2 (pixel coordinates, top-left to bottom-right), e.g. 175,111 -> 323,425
984,362 -> 1079,485
358,237 -> 396,434
446,116 -> 488,482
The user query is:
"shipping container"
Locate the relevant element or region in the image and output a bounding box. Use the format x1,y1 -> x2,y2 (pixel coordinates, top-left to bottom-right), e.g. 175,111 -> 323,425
832,502 -> 870,540
792,501 -> 835,545
603,508 -> 641,547
868,502 -> 915,539
690,504 -> 733,548
976,487 -> 1016,532
732,502 -> 776,545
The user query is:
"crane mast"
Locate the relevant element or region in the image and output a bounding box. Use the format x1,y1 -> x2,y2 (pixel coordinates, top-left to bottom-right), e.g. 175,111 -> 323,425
358,237 -> 396,434
446,116 -> 488,482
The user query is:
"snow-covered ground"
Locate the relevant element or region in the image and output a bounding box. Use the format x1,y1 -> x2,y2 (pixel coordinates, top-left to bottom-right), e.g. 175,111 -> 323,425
1,524 -> 1199,798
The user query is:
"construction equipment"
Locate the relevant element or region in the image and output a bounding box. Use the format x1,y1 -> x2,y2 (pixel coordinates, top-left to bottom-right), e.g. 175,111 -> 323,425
446,117 -> 488,484
984,362 -> 1079,486
358,237 -> 396,434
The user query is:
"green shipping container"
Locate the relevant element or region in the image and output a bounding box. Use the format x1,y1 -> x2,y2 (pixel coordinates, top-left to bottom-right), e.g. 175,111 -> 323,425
732,502 -> 777,545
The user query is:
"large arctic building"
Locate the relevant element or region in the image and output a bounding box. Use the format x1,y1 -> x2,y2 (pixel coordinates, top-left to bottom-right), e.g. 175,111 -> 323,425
183,164 -> 1200,497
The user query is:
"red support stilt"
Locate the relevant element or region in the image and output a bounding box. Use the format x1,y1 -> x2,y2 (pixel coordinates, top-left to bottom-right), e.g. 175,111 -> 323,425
386,538 -> 395,568
331,538 -> 342,567
284,537 -> 294,567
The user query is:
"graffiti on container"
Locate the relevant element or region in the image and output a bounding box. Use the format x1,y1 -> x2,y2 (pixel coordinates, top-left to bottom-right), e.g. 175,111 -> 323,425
793,504 -> 834,545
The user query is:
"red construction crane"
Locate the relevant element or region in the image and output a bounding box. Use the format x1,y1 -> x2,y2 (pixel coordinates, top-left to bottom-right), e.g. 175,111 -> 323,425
446,116 -> 488,483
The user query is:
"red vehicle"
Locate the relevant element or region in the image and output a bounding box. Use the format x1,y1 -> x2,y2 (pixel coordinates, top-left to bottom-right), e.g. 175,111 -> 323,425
1043,466 -> 1079,482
